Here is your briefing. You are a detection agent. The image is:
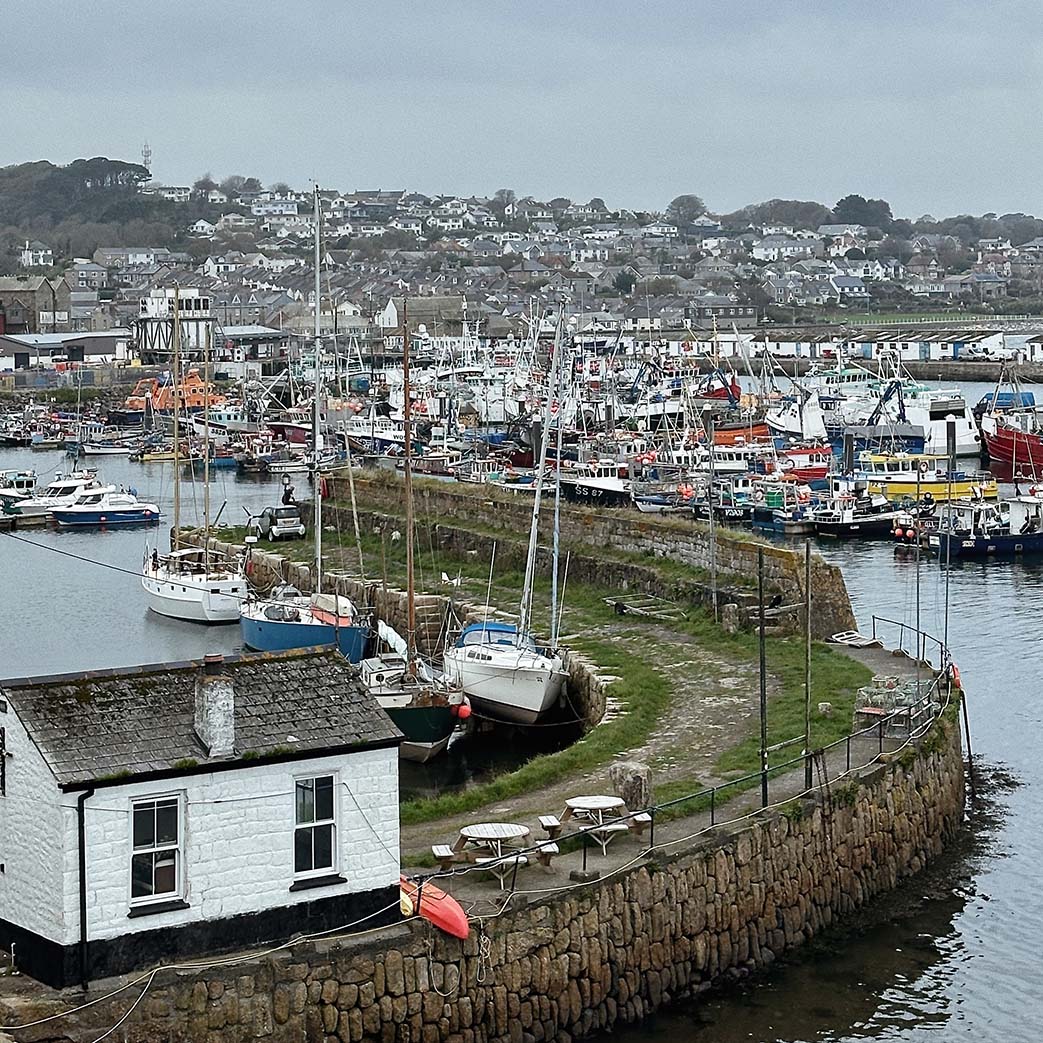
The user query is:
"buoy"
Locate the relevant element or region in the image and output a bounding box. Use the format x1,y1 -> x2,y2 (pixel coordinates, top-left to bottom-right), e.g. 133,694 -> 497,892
457,702 -> 472,721
950,663 -> 962,690
894,528 -> 904,538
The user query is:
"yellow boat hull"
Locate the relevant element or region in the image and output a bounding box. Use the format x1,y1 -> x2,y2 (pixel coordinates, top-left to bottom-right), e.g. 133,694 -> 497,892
870,478 -> 998,502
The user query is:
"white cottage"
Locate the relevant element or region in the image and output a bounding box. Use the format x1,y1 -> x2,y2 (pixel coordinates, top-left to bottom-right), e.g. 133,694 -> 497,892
0,650 -> 402,988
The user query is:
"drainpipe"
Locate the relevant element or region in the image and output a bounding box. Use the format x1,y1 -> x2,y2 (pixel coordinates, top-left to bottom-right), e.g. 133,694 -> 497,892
77,787 -> 95,990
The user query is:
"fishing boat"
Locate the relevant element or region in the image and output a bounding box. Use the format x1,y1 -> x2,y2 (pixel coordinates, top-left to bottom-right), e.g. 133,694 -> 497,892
749,477 -> 816,534
855,452 -> 998,502
2,470 -> 107,520
51,490 -> 162,527
110,369 -> 227,426
557,459 -> 633,506
930,492 -> 1043,559
980,410 -> 1043,476
812,481 -> 901,538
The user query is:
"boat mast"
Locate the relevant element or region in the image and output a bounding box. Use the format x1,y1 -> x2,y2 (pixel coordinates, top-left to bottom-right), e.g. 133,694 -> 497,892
172,288 -> 181,550
203,323 -> 211,572
550,320 -> 565,648
519,310 -> 562,638
403,300 -> 417,674
312,185 -> 324,597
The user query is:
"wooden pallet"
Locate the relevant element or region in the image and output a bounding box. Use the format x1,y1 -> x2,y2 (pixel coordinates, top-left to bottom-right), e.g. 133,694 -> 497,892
602,593 -> 688,622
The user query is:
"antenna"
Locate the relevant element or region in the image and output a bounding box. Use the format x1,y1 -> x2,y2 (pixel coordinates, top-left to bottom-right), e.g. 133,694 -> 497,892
141,141 -> 152,179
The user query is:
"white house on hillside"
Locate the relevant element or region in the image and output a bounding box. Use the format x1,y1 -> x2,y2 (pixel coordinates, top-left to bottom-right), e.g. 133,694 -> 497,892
0,650 -> 402,988
20,240 -> 53,268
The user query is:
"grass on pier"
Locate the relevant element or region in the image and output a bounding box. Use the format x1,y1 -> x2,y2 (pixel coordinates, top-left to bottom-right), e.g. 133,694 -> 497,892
215,518 -> 871,829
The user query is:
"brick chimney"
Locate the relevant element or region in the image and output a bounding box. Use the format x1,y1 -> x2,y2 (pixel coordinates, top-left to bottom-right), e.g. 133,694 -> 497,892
194,653 -> 235,758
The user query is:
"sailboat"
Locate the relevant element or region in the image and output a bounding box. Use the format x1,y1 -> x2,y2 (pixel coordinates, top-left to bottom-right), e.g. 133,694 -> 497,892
142,292 -> 248,624
443,313 -> 568,725
358,300 -> 467,762
239,188 -> 370,659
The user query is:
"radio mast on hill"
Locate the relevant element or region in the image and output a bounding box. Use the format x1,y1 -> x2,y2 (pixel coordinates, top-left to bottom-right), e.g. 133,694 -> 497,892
141,141 -> 152,180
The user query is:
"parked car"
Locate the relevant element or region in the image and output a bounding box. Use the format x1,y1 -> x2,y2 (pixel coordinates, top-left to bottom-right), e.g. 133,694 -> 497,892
249,505 -> 306,540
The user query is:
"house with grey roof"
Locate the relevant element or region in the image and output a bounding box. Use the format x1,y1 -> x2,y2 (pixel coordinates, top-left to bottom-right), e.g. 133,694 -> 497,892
0,649 -> 402,987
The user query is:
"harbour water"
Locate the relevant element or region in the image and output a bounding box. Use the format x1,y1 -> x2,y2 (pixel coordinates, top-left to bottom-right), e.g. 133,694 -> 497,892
1,381 -> 1037,1039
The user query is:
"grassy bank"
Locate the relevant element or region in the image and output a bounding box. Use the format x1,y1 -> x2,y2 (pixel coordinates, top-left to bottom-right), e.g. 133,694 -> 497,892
212,515 -> 870,830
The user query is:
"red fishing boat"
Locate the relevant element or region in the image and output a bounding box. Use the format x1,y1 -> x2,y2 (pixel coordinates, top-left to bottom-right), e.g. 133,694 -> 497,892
981,412 -> 1043,477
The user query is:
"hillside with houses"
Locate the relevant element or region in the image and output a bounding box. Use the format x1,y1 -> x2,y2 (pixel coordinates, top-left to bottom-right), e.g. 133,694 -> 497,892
4,158 -> 1043,343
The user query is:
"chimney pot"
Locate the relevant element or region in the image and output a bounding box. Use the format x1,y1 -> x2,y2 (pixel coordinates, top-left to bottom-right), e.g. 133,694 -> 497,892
204,653 -> 223,676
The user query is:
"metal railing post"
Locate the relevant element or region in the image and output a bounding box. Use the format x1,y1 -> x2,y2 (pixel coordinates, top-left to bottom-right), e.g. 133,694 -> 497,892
878,718 -> 884,754
846,734 -> 851,770
582,830 -> 588,873
510,853 -> 520,893
648,808 -> 656,851
709,788 -> 715,826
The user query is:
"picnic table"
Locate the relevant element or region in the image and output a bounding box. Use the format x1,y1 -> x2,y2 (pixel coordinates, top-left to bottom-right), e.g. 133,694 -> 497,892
562,795 -> 629,854
453,822 -> 532,888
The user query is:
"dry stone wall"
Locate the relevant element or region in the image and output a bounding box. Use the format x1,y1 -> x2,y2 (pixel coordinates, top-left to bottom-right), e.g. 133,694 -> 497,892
6,706 -> 964,1043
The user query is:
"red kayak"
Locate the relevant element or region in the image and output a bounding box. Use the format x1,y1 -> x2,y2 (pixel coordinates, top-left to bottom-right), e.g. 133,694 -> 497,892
400,875 -> 470,940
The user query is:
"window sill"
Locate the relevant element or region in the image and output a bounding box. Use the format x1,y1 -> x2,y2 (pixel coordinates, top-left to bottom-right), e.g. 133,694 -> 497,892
289,873 -> 345,892
127,898 -> 190,919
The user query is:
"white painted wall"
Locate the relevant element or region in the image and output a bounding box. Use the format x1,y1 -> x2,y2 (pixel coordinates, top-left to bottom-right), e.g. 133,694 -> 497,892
0,708 -> 65,943
57,746 -> 399,946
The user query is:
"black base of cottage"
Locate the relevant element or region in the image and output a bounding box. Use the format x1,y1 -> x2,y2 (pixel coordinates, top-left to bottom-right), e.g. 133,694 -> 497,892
0,884 -> 400,990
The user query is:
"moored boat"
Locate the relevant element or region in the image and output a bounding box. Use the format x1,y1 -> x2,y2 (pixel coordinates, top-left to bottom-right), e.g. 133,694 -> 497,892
51,489 -> 162,527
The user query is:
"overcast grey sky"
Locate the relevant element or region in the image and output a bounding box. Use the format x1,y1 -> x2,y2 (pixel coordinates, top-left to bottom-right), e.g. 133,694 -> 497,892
5,0 -> 1042,217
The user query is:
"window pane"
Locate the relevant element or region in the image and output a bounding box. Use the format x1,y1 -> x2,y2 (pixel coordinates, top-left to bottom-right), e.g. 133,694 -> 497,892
155,801 -> 178,845
314,823 -> 334,871
294,827 -> 312,873
295,779 -> 315,824
315,777 -> 334,821
133,806 -> 155,849
131,853 -> 154,898
154,852 -> 177,895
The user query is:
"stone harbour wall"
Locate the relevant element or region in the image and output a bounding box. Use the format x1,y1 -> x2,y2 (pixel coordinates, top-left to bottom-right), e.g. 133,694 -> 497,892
323,475 -> 856,639
4,702 -> 964,1043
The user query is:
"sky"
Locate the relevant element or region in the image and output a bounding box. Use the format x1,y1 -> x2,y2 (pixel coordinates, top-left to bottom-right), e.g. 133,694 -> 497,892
4,0 -> 1043,219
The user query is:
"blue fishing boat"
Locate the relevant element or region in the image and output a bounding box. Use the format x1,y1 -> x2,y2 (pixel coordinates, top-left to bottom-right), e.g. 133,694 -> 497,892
931,492 -> 1043,559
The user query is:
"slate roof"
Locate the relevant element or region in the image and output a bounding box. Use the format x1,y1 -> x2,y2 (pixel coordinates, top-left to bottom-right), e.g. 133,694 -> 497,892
2,650 -> 401,789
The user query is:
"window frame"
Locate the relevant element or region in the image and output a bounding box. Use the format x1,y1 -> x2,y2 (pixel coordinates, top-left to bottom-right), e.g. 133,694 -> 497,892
292,772 -> 339,880
128,792 -> 185,908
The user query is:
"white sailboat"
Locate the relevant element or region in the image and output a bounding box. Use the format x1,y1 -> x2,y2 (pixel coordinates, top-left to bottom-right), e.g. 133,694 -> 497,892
443,313 -> 568,725
142,292 -> 247,624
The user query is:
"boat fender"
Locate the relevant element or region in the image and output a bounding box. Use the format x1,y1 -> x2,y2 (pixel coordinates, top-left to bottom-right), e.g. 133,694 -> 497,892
950,663 -> 962,690
754,489 -> 766,503
894,528 -> 904,538
919,461 -> 930,474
